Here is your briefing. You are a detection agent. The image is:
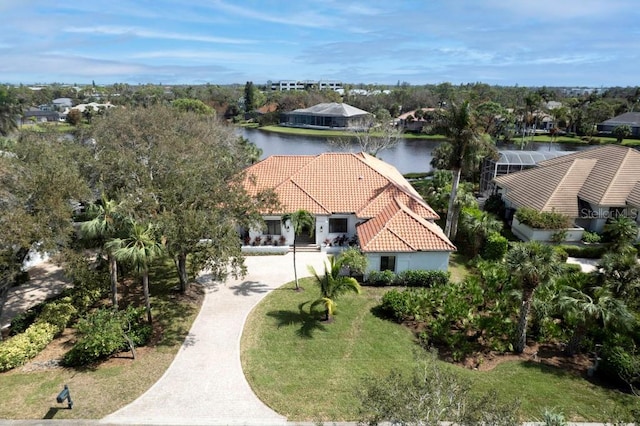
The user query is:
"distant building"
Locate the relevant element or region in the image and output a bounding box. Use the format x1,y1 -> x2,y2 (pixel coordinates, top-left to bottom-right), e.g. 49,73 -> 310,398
268,80 -> 343,92
280,102 -> 372,131
597,112 -> 640,138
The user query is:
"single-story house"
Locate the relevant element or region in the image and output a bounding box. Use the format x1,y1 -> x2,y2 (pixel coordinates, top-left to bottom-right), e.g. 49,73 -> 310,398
597,112 -> 640,138
21,108 -> 60,124
395,108 -> 437,132
280,102 -> 373,131
242,152 -> 456,274
493,145 -> 640,238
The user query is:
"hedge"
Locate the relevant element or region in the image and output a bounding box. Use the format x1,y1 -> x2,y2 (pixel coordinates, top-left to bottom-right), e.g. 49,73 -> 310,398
0,322 -> 58,372
557,244 -> 607,259
515,207 -> 571,229
365,269 -> 450,287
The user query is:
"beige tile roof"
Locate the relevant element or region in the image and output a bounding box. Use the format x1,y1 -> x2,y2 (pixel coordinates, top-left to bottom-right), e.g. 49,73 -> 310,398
494,145 -> 640,216
495,158 -> 597,217
628,182 -> 640,208
244,152 -> 452,252
358,199 -> 456,253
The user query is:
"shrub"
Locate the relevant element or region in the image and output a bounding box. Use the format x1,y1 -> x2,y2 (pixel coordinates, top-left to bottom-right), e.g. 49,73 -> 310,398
0,322 -> 58,371
483,193 -> 506,218
482,233 -> 508,261
380,289 -> 411,322
337,248 -> 368,277
366,270 -> 397,286
396,270 -> 450,287
62,306 -> 151,367
599,344 -> 640,394
37,298 -> 77,334
581,230 -> 602,244
515,207 -> 571,230
554,246 -> 569,262
557,244 -> 607,259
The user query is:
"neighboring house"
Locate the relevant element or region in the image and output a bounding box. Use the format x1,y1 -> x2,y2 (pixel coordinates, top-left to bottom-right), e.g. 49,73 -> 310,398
52,98 -> 73,109
21,108 -> 60,124
242,152 -> 456,273
494,145 -> 640,237
395,108 -> 436,132
280,102 -> 373,131
597,112 -> 640,137
268,80 -> 343,92
480,150 -> 574,193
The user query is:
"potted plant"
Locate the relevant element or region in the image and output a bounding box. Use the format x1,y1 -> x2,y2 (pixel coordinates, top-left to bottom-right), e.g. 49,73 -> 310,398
265,235 -> 273,245
253,235 -> 262,246
279,235 -> 287,245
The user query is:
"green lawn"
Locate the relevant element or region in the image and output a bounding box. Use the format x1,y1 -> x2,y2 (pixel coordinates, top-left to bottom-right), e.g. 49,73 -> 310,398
241,278 -> 639,423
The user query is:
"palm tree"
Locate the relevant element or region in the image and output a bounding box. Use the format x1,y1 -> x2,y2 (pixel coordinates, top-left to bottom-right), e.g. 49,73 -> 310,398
308,256 -> 361,321
282,210 -> 315,291
433,101 -> 494,239
459,208 -> 502,256
506,241 -> 562,353
558,276 -> 634,356
603,216 -> 638,251
0,88 -> 19,136
80,194 -> 125,309
106,221 -> 164,324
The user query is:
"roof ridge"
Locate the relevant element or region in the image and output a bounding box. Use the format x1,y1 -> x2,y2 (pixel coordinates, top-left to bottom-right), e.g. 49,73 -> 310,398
395,199 -> 456,250
600,148 -> 639,203
541,158 -> 597,211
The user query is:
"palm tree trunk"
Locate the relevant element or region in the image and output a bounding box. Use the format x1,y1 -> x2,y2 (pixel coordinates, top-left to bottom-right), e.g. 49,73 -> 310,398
142,271 -> 152,324
292,240 -> 299,290
565,327 -> 585,356
514,288 -> 534,354
109,255 -> 118,309
176,252 -> 189,293
444,168 -> 461,239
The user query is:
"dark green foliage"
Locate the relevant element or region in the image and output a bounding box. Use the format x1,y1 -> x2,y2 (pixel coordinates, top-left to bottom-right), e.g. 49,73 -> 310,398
396,270 -> 450,287
379,289 -> 428,322
483,193 -> 506,218
9,305 -> 44,336
62,306 -> 151,367
515,207 -> 572,229
482,232 -> 508,261
366,270 -> 397,286
557,244 -> 607,259
600,342 -> 640,395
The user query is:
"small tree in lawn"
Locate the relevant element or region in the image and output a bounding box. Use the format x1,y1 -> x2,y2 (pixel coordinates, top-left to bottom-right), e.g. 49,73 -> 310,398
308,256 -> 361,322
282,210 -> 314,291
107,221 -> 164,324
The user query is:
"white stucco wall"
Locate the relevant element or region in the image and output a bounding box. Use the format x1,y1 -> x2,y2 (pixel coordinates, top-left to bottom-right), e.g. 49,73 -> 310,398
365,251 -> 451,274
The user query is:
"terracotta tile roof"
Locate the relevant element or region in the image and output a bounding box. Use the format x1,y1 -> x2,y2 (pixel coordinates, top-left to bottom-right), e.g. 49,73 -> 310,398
494,145 -> 640,216
244,152 -> 439,219
358,199 -> 456,252
243,152 -> 451,252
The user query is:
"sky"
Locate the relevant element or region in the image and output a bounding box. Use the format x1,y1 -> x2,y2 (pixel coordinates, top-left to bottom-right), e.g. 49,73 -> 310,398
0,0 -> 638,87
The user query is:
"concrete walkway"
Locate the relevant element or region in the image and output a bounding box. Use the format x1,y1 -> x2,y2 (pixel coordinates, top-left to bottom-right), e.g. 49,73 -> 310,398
101,251 -> 328,426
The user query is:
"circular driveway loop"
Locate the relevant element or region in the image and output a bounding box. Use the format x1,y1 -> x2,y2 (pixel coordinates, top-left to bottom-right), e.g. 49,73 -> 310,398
102,251 -> 328,426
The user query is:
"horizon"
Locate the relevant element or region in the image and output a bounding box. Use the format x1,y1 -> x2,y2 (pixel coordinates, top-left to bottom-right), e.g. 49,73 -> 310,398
1,1 -> 638,87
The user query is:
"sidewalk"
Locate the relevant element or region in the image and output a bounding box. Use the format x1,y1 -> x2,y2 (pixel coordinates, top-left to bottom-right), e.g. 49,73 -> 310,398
1,262 -> 72,330
101,252 -> 328,426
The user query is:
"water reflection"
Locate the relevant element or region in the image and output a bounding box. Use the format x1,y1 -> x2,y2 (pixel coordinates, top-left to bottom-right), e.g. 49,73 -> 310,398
239,128 -> 587,174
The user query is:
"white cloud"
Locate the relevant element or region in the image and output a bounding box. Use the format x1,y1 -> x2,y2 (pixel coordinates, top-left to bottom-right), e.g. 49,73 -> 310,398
64,26 -> 256,44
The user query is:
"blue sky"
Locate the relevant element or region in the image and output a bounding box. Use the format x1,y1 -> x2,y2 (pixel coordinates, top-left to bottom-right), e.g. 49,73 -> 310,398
1,0 -> 638,87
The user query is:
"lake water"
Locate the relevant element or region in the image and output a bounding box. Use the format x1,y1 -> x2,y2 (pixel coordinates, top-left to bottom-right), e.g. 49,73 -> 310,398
239,128 -> 588,174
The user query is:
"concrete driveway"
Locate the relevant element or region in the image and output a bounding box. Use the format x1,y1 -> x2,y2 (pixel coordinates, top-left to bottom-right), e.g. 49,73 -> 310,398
101,251 -> 328,426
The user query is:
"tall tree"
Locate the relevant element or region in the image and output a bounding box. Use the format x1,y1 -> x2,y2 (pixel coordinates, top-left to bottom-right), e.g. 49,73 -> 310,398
506,241 -> 562,354
0,133 -> 91,327
281,210 -> 314,291
90,105 -> 267,293
107,221 -> 164,324
244,81 -> 256,112
308,256 -> 360,322
80,195 -> 126,309
431,101 -> 494,238
0,87 -> 20,136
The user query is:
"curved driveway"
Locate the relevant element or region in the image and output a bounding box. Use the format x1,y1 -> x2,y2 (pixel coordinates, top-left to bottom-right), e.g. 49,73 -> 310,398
102,251 -> 327,426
